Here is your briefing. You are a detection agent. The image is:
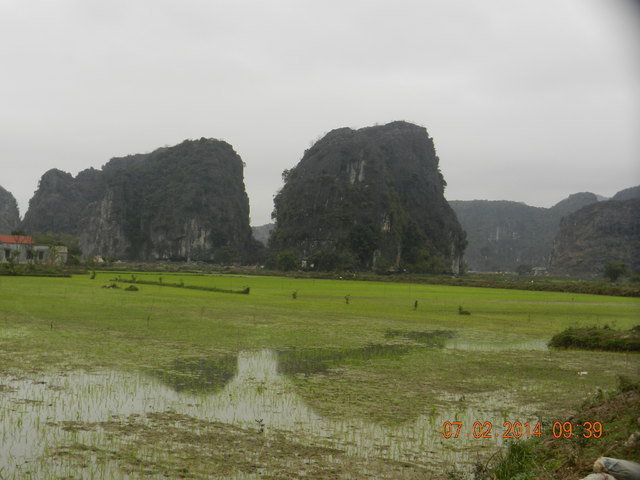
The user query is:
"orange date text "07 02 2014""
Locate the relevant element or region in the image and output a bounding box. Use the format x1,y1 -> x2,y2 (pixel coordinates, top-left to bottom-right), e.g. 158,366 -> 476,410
442,421 -> 542,439
441,421 -> 603,439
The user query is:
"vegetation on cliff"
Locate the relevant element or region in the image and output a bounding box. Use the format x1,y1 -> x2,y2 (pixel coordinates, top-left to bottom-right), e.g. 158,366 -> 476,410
269,121 -> 466,273
0,185 -> 20,233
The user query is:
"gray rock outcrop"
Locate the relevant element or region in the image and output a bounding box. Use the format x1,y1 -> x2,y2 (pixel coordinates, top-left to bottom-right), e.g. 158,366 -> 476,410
0,185 -> 20,233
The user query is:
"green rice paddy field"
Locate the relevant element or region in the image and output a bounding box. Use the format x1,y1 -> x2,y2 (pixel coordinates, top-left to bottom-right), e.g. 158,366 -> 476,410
0,272 -> 638,479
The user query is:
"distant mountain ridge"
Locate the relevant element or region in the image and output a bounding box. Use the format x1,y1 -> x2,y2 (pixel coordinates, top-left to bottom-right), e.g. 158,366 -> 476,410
449,192 -> 600,272
21,138 -> 261,263
612,185 -> 640,201
550,189 -> 640,276
450,187 -> 639,273
251,223 -> 275,246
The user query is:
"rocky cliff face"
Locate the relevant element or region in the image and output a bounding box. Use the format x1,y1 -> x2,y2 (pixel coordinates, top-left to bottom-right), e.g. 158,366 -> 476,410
449,192 -> 599,272
21,138 -> 259,262
0,185 -> 20,233
270,121 -> 466,273
550,198 -> 640,275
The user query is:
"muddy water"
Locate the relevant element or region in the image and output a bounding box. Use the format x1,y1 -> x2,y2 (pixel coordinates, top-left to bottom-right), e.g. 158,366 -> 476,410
446,338 -> 548,351
0,350 -> 540,478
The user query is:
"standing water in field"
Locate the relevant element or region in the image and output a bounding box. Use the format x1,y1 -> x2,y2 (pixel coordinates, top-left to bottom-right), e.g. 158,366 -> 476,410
0,350 -> 540,478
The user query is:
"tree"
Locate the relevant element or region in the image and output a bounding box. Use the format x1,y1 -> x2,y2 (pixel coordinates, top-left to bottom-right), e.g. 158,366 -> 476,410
33,232 -> 82,265
348,224 -> 380,268
3,250 -> 19,275
516,264 -> 533,276
311,250 -> 356,271
603,262 -> 627,282
276,251 -> 299,271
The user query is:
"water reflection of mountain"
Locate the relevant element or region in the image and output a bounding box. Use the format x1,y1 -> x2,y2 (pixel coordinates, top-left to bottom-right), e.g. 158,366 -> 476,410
152,350 -> 538,468
1,350 -> 540,478
152,355 -> 238,393
154,331 -> 457,392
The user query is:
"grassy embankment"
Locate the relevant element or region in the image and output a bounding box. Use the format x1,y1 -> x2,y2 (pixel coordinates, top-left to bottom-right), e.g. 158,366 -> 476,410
93,263 -> 640,297
486,376 -> 640,480
482,326 -> 639,479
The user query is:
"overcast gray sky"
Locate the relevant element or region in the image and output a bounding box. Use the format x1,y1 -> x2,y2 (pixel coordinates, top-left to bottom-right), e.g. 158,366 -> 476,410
1,0 -> 639,226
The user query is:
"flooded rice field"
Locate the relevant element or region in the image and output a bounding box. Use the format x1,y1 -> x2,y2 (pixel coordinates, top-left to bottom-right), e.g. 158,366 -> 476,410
1,273 -> 638,478
0,349 -> 540,479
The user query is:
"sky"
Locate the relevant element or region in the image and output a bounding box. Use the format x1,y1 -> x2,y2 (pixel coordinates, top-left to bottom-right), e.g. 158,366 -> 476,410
1,0 -> 639,226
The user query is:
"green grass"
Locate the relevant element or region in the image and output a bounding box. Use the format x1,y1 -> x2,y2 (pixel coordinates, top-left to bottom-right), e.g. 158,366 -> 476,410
2,272 -> 637,353
1,272 -> 638,420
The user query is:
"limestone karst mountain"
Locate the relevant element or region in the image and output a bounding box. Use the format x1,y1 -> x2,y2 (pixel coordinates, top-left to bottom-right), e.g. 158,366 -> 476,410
21,138 -> 261,263
269,121 -> 466,273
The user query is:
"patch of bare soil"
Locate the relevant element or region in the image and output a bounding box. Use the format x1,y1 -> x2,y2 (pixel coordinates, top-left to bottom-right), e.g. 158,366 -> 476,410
48,411 -> 439,479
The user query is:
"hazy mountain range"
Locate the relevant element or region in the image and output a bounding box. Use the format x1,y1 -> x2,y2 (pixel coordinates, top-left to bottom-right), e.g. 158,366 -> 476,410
2,123 -> 638,276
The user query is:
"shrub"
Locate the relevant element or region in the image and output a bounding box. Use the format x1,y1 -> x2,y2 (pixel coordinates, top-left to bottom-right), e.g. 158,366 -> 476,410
604,262 -> 627,282
492,441 -> 537,480
548,326 -> 640,351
